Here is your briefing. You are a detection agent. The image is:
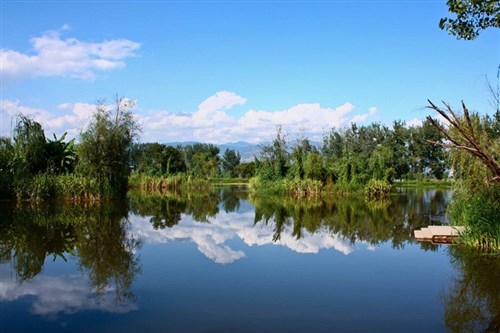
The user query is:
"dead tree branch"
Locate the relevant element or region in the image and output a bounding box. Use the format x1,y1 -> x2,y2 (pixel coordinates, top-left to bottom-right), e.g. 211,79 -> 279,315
426,100 -> 500,184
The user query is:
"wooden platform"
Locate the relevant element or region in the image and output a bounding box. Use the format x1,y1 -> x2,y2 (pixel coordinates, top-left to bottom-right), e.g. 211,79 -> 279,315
414,225 -> 464,244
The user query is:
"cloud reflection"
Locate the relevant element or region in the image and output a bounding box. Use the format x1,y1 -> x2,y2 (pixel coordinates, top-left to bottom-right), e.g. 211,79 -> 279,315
0,267 -> 138,317
129,210 -> 370,264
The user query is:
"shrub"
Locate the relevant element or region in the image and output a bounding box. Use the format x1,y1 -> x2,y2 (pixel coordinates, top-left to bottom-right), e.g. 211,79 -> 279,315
364,179 -> 392,199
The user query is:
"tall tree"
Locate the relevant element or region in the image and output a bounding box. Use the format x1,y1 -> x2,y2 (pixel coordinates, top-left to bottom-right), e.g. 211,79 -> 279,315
221,148 -> 241,177
77,97 -> 140,197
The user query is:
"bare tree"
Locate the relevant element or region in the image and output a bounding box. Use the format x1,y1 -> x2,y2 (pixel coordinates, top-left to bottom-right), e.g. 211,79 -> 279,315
426,100 -> 500,184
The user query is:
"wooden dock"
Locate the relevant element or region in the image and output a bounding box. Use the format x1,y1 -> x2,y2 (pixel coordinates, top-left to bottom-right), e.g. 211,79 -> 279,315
414,225 -> 464,244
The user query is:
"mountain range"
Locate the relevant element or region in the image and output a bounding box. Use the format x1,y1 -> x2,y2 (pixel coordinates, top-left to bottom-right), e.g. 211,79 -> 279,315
166,141 -> 261,162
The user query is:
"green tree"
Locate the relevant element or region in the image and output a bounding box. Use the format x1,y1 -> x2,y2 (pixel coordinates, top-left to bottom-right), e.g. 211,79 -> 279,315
439,0 -> 500,40
291,137 -> 315,180
77,97 -> 140,197
304,152 -> 324,181
12,115 -> 48,176
389,121 -> 410,180
257,126 -> 289,180
183,143 -> 220,178
234,162 -> 255,178
164,146 -> 186,175
221,148 -> 241,177
0,137 -> 14,198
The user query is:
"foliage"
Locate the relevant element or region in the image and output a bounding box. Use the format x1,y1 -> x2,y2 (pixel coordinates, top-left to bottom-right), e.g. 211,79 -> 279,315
77,97 -> 139,197
427,102 -> 500,251
45,132 -> 76,174
364,179 -> 392,199
448,184 -> 500,251
234,161 -> 255,178
439,0 -> 500,40
256,126 -> 289,181
0,137 -> 14,199
128,173 -> 210,191
131,143 -> 186,176
12,115 -> 48,176
221,148 -> 241,177
427,101 -> 500,189
182,143 -> 220,178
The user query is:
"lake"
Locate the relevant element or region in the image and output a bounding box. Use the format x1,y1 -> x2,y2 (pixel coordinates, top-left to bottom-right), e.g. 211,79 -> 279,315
0,187 -> 498,332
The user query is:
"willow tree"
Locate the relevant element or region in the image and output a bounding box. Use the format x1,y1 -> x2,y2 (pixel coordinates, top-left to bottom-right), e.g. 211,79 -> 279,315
77,97 -> 140,197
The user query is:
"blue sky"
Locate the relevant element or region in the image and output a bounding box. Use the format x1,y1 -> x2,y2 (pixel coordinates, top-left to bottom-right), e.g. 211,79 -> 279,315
1,1 -> 499,143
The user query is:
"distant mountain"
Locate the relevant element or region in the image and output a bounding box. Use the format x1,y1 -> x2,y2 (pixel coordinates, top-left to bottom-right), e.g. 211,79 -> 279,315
165,140 -> 323,162
165,141 -> 260,162
217,141 -> 260,162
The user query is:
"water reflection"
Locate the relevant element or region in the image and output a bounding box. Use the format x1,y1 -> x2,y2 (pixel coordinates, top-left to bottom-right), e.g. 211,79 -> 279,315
0,272 -> 138,317
0,201 -> 141,314
4,186 -> 496,332
126,187 -> 451,264
443,247 -> 500,332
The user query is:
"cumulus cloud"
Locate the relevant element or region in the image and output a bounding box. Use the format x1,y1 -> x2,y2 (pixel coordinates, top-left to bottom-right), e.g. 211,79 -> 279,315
1,99 -> 97,139
0,25 -> 140,82
128,207 -> 370,265
1,91 -> 383,143
138,92 -> 380,144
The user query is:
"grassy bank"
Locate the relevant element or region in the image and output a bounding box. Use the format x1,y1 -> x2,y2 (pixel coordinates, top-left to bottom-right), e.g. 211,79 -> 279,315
396,179 -> 454,188
448,184 -> 500,253
248,176 -> 392,199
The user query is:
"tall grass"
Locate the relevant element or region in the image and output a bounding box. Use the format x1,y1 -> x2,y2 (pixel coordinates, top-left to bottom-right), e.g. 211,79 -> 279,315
448,184 -> 500,252
13,174 -> 104,202
128,173 -> 210,191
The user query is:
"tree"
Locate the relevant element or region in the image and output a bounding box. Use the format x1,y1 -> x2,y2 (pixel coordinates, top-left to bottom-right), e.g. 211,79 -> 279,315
77,97 -> 140,197
45,133 -> 76,174
221,149 -> 241,177
0,137 -> 14,198
183,143 -> 220,178
12,115 -> 47,176
257,126 -> 289,180
234,162 -> 255,178
304,152 -> 324,181
439,0 -> 500,40
427,100 -> 500,186
389,121 -> 410,180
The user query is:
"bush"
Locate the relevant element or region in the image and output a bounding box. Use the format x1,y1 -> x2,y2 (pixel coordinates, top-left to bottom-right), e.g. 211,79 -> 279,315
448,184 -> 500,252
364,179 -> 392,199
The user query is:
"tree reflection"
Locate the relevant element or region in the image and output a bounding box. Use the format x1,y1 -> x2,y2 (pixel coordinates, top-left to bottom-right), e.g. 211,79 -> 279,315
0,203 -> 77,282
249,189 -> 450,249
129,186 -> 248,224
74,202 -> 142,302
443,247 -> 500,332
220,186 -> 242,213
0,201 -> 141,303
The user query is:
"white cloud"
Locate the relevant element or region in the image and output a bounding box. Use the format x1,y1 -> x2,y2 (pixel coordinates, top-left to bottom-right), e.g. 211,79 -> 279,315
1,92 -> 383,144
138,92 -> 380,144
0,25 -> 140,82
0,99 -> 97,139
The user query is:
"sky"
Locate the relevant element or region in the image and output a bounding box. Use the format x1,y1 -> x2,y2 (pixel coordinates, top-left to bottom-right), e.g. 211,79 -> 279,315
1,0 -> 499,144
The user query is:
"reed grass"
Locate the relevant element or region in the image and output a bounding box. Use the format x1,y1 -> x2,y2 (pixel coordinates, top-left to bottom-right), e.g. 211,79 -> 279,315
448,185 -> 500,252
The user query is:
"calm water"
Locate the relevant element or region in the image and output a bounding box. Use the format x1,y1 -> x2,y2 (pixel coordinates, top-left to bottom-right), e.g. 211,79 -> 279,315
0,187 -> 498,333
